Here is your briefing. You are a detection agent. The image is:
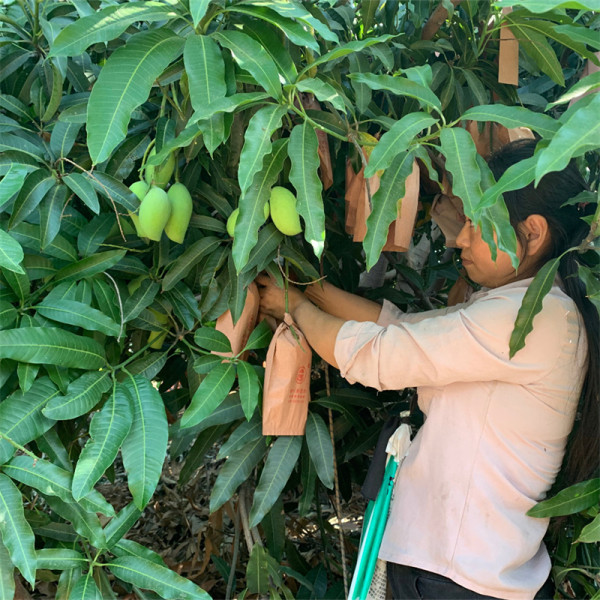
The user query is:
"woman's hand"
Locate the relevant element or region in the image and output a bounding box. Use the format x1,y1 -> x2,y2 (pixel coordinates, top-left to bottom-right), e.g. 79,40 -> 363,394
255,273 -> 308,321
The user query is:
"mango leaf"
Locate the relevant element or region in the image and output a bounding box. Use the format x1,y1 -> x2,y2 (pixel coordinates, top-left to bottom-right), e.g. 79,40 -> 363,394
63,173 -> 99,214
112,539 -> 168,567
509,258 -> 560,358
240,223 -> 284,275
0,474 -> 36,587
225,5 -> 319,52
83,171 -> 139,212
305,413 -> 334,489
365,112 -> 437,177
228,259 -> 255,325
192,354 -> 224,375
104,502 -> 142,549
233,138 -> 288,272
0,164 -> 29,210
16,362 -> 37,394
237,104 -> 288,199
0,377 -> 59,464
246,543 -> 270,595
210,437 -> 267,513
107,556 -> 210,600
0,537 -> 15,600
244,320 -> 273,351
577,512 -> 600,543
43,371 -> 111,421
55,567 -> 82,600
299,444 -> 317,516
50,121 -> 82,159
190,0 -> 211,27
10,222 -> 78,263
363,150 -> 415,271
479,154 -> 538,210
0,301 -> 18,329
439,128 -> 482,219
165,283 -> 202,331
0,133 -> 45,161
460,105 -> 559,139
188,92 -> 269,123
120,375 -> 168,510
3,455 -> 115,516
53,249 -> 126,283
548,71 -> 600,109
39,184 -> 68,250
496,0 -> 599,12
348,72 -> 441,113
534,95 -> 600,184
527,478 -> 600,518
123,281 -> 160,323
0,229 -> 25,275
178,425 -> 230,486
50,2 -> 177,57
553,23 -> 600,51
8,169 -> 56,229
294,78 -> 346,112
288,122 -> 324,258
181,362 -> 236,429
162,236 -> 221,291
87,29 -> 184,164
36,298 -> 121,337
72,382 -> 133,501
194,328 -> 232,353
217,415 -> 262,460
237,361 -> 260,421
213,30 -> 282,100
65,570 -> 102,600
506,15 -> 564,85
36,548 -> 88,571
249,436 -> 302,528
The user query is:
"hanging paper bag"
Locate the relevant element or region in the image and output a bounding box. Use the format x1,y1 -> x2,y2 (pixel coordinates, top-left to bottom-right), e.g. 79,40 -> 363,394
262,314 -> 312,436
214,281 -> 260,359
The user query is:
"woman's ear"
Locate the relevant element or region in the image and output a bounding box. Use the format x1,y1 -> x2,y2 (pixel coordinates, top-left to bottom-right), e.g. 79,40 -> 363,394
520,214 -> 551,258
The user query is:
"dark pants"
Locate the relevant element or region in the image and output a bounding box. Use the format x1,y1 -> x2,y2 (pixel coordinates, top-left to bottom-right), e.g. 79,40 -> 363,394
387,563 -> 555,600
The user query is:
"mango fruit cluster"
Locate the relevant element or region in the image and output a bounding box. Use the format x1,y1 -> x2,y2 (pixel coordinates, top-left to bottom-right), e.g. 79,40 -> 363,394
227,186 -> 302,238
128,150 -> 193,243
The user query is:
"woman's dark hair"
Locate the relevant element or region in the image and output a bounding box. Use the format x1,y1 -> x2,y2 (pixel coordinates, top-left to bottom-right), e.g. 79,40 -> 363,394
488,138 -> 599,486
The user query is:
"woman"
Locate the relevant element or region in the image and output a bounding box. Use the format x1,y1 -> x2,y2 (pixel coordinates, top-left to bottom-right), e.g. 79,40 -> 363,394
256,139 -> 599,600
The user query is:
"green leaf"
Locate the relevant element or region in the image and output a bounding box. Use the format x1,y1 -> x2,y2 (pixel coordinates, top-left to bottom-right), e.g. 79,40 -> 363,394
297,35 -> 397,77
244,320 -> 273,351
53,249 -> 127,283
192,354 -> 224,375
460,105 -> 560,139
439,128 -> 482,219
228,258 -> 255,325
0,537 -> 15,600
112,539 -> 167,567
496,0 -> 599,11
181,362 -> 236,429
3,455 -> 115,517
294,78 -> 346,112
0,474 -> 36,587
10,222 -> 78,262
509,258 -> 561,358
36,548 -> 88,571
194,328 -> 232,353
72,381 -> 133,501
50,121 -> 82,159
104,502 -> 142,549
0,165 -> 29,210
548,71 -> 600,109
527,479 -> 600,518
83,171 -> 139,212
237,361 -> 260,421
0,229 -> 25,275
107,556 -> 210,600
535,95 -> 600,184
165,283 -> 202,331
50,2 -> 178,57
0,133 -> 45,162
65,570 -> 102,600
0,301 -> 18,330
120,375 -> 168,510
348,73 -> 441,113
237,105 -> 288,199
225,5 -> 319,52
506,17 -> 564,85
553,23 -> 600,50
577,512 -> 600,543
249,436 -> 302,528
39,184 -> 68,250
480,154 -> 538,210
363,150 -> 415,271
189,92 -> 270,123
43,371 -> 111,421
77,214 -> 115,258
213,30 -> 282,100
305,413 -> 334,489
123,281 -> 160,323
8,169 -> 56,229
233,138 -> 288,272
246,543 -> 270,595
36,298 -> 120,337
240,223 -> 283,275
178,425 -> 229,486
63,173 -> 99,214
162,236 -> 221,291
190,0 -> 211,27
217,415 -> 262,460
210,437 -> 267,513
0,377 -> 58,464
288,122 -> 324,258
87,30 -> 184,164
365,112 -> 437,177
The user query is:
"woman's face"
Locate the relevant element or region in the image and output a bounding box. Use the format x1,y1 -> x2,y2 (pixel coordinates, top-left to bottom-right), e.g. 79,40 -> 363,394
455,218 -> 524,289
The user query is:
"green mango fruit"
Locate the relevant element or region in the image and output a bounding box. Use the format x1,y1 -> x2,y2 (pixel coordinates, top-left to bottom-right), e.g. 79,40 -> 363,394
164,183 -> 193,244
128,181 -> 150,237
138,187 -> 171,241
226,208 -> 239,238
148,308 -> 169,349
269,186 -> 302,236
144,148 -> 176,188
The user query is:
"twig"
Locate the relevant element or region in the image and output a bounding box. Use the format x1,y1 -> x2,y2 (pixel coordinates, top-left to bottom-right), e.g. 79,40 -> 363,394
325,364 -> 349,597
225,500 -> 241,600
238,485 -> 254,554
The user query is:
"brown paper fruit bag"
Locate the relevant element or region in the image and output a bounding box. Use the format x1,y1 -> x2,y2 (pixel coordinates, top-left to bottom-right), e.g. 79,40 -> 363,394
262,314 -> 312,436
214,281 -> 260,359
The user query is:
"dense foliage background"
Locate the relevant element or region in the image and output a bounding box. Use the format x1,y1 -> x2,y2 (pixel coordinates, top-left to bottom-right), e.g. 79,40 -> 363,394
0,0 -> 599,598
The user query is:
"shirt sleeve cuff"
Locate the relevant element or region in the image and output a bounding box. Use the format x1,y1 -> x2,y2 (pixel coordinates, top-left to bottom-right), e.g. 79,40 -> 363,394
377,300 -> 405,327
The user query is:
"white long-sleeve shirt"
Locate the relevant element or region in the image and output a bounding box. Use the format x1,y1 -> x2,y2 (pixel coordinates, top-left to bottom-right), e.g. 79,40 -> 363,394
334,279 -> 587,600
